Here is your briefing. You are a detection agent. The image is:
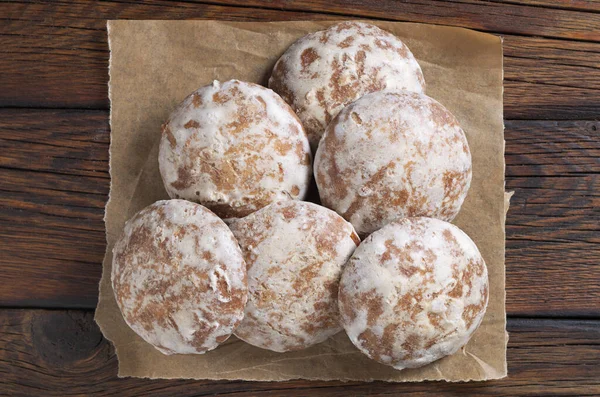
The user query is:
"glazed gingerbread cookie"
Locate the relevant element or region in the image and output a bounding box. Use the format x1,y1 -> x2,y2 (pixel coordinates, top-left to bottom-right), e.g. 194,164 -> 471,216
229,201 -> 360,352
338,217 -> 488,369
159,80 -> 312,219
269,21 -> 425,149
111,200 -> 248,355
314,90 -> 472,236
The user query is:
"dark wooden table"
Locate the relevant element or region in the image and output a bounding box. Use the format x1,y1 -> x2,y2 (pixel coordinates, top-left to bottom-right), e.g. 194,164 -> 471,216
1,1 -> 599,395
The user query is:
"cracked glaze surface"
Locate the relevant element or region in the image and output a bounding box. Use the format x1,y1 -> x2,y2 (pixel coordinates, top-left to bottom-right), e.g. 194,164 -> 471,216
159,80 -> 312,219
230,201 -> 360,352
338,217 -> 488,370
111,200 -> 247,355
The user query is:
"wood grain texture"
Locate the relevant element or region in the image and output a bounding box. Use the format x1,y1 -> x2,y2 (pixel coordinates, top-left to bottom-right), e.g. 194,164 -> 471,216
1,110 -> 599,315
1,309 -> 599,396
195,0 -> 600,41
0,110 -> 108,308
505,120 -> 600,317
1,0 -> 599,393
488,1 -> 600,12
2,1 -> 600,118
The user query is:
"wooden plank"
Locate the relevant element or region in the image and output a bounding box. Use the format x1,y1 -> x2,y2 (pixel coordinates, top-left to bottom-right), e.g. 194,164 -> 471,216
488,0 -> 600,12
0,1 -> 320,109
199,0 -> 600,41
1,309 -> 599,396
2,1 -> 600,119
1,110 -> 599,315
505,120 -> 600,317
0,110 -> 108,308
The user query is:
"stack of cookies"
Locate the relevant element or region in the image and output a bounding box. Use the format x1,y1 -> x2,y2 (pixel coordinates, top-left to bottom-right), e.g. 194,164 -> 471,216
112,21 -> 488,371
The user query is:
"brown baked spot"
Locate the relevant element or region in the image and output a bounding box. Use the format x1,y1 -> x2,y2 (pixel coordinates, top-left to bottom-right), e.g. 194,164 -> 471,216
212,91 -> 228,104
364,290 -> 384,326
390,189 -> 409,208
256,287 -> 276,309
173,226 -> 187,240
184,119 -> 200,129
395,289 -> 424,322
380,239 -> 397,263
301,48 -> 319,72
481,282 -> 489,303
396,44 -> 409,59
213,267 -> 230,298
375,38 -> 392,50
329,58 -> 358,107
443,170 -> 466,203
292,262 -> 322,296
428,311 -> 442,328
401,333 -> 420,355
269,61 -> 296,105
295,140 -> 311,166
381,323 -> 399,357
355,50 -> 366,76
462,303 -> 484,329
461,141 -> 470,156
192,93 -> 203,108
442,229 -> 457,245
357,321 -> 398,363
291,185 -> 300,196
335,21 -> 356,33
274,139 -> 293,156
170,166 -> 194,190
459,265 -> 476,298
162,124 -> 177,149
472,258 -> 486,277
339,36 -> 355,48
313,301 -> 328,312
282,205 -> 297,220
256,96 -> 267,111
343,162 -> 395,223
314,215 -> 351,257
448,277 -> 464,298
351,112 -> 362,125
315,88 -> 331,125
225,113 -> 251,135
357,329 -> 379,358
423,248 -> 437,267
430,101 -> 455,127
319,130 -> 350,203
339,285 -> 357,323
191,320 -> 217,349
267,266 -> 281,276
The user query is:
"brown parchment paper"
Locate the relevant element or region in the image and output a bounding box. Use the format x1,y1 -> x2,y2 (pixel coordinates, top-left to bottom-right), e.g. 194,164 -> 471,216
96,20 -> 506,382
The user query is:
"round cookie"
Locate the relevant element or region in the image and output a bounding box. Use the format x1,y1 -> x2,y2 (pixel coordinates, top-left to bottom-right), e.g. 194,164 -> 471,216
269,21 -> 425,149
338,217 -> 488,370
159,79 -> 312,219
111,200 -> 248,355
229,201 -> 360,352
314,90 -> 472,236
